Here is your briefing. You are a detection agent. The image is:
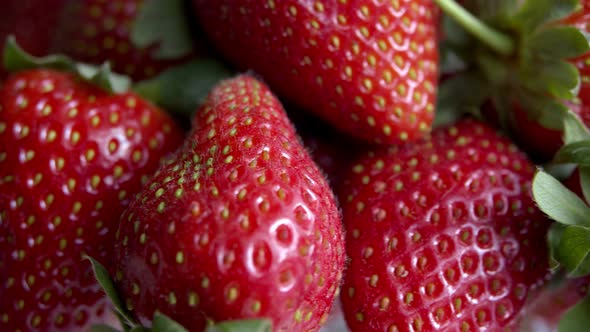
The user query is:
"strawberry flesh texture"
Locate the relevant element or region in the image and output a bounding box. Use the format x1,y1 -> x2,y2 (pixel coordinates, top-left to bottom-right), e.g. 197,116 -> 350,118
0,70 -> 184,331
338,120 -> 551,331
114,75 -> 345,331
193,0 -> 439,144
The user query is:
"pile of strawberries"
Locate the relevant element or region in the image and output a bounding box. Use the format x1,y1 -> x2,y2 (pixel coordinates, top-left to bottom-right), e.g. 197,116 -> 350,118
2,0 -> 590,331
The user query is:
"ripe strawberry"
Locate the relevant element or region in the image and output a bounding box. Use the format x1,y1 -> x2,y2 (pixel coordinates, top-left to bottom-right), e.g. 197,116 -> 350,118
502,0 -> 590,160
292,113 -> 364,188
519,277 -> 590,332
338,119 -> 551,331
51,0 -> 197,81
0,69 -> 184,331
0,0 -> 64,78
437,0 -> 590,160
193,0 -> 439,144
113,75 -> 345,331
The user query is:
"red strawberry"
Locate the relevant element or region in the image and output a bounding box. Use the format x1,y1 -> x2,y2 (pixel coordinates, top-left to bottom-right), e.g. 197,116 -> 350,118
51,0 -> 198,81
292,113 -> 364,188
338,119 -> 551,331
193,0 -> 439,144
438,0 -> 590,160
0,0 -> 65,78
0,69 -> 184,331
519,277 -> 590,332
113,75 -> 345,331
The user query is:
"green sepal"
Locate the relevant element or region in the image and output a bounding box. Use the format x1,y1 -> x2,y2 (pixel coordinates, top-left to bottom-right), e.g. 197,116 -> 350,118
580,166 -> 590,205
134,59 -> 233,116
527,26 -> 590,60
129,328 -> 151,332
549,223 -> 568,270
84,256 -> 137,328
462,0 -> 517,22
434,72 -> 487,127
555,225 -> 590,277
520,59 -> 580,100
558,294 -> 590,332
151,312 -> 188,332
510,0 -> 579,32
563,110 -> 590,145
91,325 -> 123,332
517,92 -> 569,130
3,36 -> 130,93
131,0 -> 194,60
205,319 -> 272,332
532,170 -> 590,226
555,141 -> 590,165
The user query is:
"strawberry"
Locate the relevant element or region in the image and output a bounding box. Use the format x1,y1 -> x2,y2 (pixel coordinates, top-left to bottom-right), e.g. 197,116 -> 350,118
51,0 -> 199,81
436,0 -> 590,160
192,0 -> 439,144
0,69 -> 184,331
113,75 -> 345,331
292,112 -> 364,188
519,277 -> 590,332
1,0 -> 199,81
0,0 -> 65,78
338,119 -> 551,331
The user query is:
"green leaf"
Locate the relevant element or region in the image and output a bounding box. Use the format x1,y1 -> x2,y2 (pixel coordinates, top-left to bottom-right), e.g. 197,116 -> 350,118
152,312 -> 188,332
528,26 -> 590,60
91,325 -> 123,332
205,319 -> 272,332
434,72 -> 487,127
548,223 -> 567,270
580,166 -> 590,205
511,0 -> 579,31
555,225 -> 590,277
131,0 -> 193,59
129,327 -> 151,332
84,256 -> 137,327
563,110 -> 590,145
532,170 -> 590,226
516,92 -> 569,130
521,59 -> 579,100
3,36 -> 130,93
558,294 -> 590,332
134,59 -> 232,116
556,141 -> 590,165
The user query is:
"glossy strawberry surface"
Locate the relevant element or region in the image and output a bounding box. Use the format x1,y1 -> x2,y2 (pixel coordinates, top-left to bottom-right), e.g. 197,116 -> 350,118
114,75 -> 345,331
338,120 -> 551,331
193,0 -> 439,144
0,69 -> 184,331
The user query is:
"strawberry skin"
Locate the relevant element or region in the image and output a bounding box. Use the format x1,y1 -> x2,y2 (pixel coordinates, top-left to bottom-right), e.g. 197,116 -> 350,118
193,0 -> 439,144
338,120 -> 551,331
0,70 -> 184,331
0,0 -> 65,78
50,0 -> 192,80
113,75 -> 345,331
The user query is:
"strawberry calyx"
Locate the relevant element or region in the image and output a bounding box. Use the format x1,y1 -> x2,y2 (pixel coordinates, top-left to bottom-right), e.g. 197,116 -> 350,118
2,35 -> 131,93
85,257 -> 272,332
435,0 -> 590,133
130,0 -> 195,60
533,111 -> 590,276
133,59 -> 233,116
532,112 -> 590,331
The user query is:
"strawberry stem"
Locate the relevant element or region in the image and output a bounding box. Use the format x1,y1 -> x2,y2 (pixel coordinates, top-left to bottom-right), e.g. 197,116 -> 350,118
434,0 -> 515,56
